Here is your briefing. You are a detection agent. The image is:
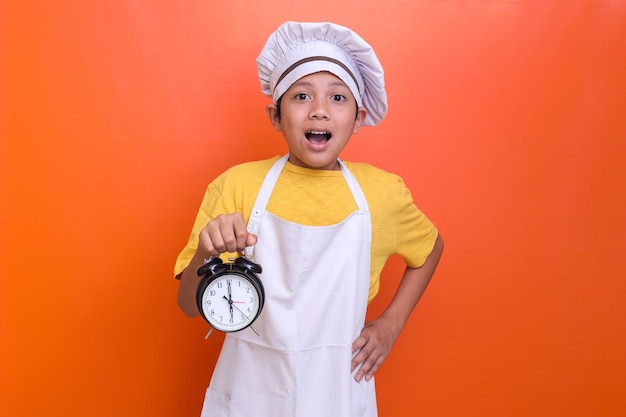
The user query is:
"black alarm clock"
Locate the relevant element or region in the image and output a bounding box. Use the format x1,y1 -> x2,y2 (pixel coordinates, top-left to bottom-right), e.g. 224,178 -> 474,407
196,257 -> 264,334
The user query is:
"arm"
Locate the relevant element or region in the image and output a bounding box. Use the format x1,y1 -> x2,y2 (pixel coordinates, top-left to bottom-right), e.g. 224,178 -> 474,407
351,233 -> 444,382
177,213 -> 257,317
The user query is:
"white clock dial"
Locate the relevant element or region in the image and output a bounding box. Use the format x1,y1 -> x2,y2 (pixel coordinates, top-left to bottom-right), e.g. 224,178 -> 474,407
199,273 -> 261,332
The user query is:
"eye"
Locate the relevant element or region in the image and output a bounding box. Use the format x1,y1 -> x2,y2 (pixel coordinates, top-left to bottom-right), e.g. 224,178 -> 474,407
331,94 -> 346,102
294,93 -> 310,100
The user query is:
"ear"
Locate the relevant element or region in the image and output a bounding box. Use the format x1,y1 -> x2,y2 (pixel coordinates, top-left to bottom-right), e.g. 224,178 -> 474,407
266,104 -> 281,132
352,107 -> 368,134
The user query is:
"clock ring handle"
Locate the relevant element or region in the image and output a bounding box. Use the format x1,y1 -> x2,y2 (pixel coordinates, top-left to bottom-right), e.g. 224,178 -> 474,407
235,256 -> 262,274
197,257 -> 224,277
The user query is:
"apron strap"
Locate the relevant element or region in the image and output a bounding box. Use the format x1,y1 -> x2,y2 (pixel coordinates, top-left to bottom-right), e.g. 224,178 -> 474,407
338,159 -> 370,213
244,155 -> 289,258
244,154 -> 371,258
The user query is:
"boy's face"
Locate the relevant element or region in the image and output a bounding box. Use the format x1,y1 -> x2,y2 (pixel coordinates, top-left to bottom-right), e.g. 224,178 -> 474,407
267,71 -> 367,170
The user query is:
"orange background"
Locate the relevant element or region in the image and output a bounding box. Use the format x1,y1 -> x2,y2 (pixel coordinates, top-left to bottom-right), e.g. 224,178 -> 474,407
2,1 -> 625,416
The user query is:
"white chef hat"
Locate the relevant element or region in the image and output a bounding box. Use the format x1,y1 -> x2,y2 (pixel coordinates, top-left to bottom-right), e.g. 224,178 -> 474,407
256,21 -> 388,126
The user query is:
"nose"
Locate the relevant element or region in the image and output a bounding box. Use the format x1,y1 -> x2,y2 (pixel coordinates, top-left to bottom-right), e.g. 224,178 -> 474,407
309,98 -> 330,120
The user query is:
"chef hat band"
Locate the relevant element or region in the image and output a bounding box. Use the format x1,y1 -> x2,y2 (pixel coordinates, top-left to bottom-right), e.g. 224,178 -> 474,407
257,21 -> 387,126
276,56 -> 360,91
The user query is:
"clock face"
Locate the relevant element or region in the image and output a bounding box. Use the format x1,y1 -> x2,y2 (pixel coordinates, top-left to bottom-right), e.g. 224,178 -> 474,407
199,272 -> 262,332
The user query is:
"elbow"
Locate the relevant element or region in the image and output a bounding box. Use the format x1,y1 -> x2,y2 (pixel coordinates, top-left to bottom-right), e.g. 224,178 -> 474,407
177,295 -> 200,318
177,288 -> 200,318
177,268 -> 201,317
178,300 -> 200,318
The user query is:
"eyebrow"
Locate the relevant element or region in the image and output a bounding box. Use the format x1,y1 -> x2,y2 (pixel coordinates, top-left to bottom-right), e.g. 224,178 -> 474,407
290,79 -> 351,90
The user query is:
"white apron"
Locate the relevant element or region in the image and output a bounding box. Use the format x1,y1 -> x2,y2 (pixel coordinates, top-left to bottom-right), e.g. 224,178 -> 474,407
200,155 -> 377,417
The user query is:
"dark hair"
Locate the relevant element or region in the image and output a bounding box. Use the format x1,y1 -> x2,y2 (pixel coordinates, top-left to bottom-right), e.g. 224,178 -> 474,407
275,97 -> 283,121
274,96 -> 360,121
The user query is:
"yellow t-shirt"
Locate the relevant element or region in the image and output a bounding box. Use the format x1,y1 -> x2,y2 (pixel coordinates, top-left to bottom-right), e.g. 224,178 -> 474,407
175,156 -> 438,302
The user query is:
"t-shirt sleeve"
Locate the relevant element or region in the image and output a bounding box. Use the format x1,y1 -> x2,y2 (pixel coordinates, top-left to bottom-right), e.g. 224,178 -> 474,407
173,158 -> 277,278
173,179 -> 229,278
394,179 -> 439,269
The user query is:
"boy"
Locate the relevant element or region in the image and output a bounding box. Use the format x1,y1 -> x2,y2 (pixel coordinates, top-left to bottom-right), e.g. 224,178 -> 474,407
175,21 -> 444,417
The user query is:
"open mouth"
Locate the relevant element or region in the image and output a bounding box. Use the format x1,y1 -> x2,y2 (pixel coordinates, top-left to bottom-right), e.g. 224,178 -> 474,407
305,130 -> 332,144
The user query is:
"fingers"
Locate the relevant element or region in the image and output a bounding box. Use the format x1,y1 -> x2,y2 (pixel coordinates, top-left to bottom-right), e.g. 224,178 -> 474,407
351,335 -> 383,382
199,213 -> 255,256
246,233 -> 258,247
351,322 -> 397,382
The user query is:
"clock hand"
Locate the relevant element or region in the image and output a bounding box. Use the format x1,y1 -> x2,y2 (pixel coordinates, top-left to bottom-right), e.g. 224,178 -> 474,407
225,299 -> 260,336
223,293 -> 234,321
227,281 -> 233,320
